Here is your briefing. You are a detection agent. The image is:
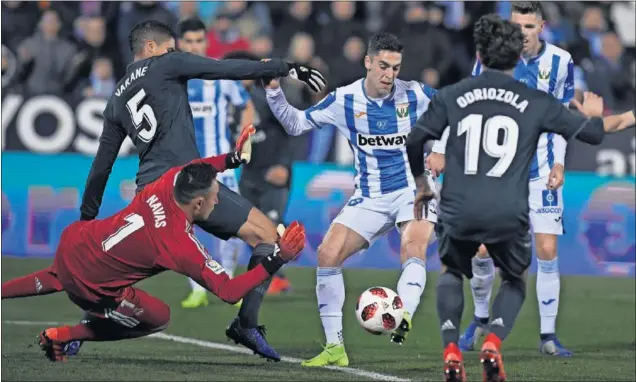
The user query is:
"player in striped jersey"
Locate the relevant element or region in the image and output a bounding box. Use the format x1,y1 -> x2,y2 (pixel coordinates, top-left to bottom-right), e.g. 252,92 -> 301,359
177,18 -> 255,309
266,33 -> 439,367
428,2 -> 575,356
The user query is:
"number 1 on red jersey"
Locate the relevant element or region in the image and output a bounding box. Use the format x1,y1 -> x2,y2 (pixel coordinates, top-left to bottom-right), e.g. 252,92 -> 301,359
102,213 -> 145,252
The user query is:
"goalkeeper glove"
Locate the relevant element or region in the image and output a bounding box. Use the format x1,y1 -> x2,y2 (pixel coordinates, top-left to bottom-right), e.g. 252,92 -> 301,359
225,124 -> 255,169
260,221 -> 306,274
276,221 -> 306,262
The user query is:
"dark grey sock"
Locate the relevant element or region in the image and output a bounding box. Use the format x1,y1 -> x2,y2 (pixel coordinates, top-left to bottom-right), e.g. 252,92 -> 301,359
488,277 -> 526,341
436,271 -> 464,347
238,243 -> 276,328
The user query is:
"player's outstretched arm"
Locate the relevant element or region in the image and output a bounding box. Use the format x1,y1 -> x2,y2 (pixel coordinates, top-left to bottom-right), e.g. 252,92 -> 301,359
79,118 -> 127,221
546,92 -> 635,145
598,110 -> 635,133
168,222 -> 305,304
264,79 -> 337,136
161,52 -> 289,81
616,109 -> 636,130
572,95 -> 635,133
160,52 -> 326,92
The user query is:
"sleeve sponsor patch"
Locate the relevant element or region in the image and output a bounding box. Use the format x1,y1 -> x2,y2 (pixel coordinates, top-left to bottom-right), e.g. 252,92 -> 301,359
205,259 -> 225,275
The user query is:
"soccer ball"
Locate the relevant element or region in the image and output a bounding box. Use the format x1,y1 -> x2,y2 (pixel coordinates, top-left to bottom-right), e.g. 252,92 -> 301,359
355,286 -> 405,335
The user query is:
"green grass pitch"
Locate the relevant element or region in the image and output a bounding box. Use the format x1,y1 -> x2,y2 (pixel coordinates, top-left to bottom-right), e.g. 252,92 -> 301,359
2,258 -> 635,381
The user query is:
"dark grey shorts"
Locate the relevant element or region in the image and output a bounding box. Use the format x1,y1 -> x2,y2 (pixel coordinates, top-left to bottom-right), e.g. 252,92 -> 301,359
195,182 -> 253,241
436,223 -> 532,281
239,177 -> 289,225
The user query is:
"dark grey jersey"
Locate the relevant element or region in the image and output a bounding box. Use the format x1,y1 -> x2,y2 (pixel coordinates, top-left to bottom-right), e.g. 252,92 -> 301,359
407,70 -> 605,243
80,52 -> 289,220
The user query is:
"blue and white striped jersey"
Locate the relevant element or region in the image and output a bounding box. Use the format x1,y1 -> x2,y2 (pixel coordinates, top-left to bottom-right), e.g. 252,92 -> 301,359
187,79 -> 250,157
266,78 -> 436,198
472,42 -> 575,180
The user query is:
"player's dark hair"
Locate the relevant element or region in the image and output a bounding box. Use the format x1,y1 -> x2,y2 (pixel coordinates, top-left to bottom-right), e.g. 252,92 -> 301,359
511,2 -> 544,19
474,14 -> 524,71
223,50 -> 260,61
174,163 -> 218,205
367,32 -> 403,57
177,17 -> 206,38
128,20 -> 175,55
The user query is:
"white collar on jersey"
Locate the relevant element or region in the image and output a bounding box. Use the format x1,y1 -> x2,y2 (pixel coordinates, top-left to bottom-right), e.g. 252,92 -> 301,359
521,40 -> 548,65
361,78 -> 396,104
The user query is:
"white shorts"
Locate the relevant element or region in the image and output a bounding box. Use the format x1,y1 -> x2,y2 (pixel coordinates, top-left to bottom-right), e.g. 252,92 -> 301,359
528,177 -> 564,235
332,175 -> 438,244
218,169 -> 239,193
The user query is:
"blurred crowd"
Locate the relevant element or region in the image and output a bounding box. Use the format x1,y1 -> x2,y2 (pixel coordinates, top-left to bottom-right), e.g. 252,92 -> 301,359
2,1 -> 635,158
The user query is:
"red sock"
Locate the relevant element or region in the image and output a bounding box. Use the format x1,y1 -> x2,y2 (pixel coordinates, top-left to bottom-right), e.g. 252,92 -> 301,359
1,267 -> 63,299
63,288 -> 170,342
484,333 -> 502,350
65,320 -> 163,342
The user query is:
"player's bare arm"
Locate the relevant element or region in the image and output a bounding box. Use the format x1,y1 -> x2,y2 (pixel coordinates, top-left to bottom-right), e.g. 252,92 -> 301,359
571,95 -> 636,132
80,114 -> 127,221
617,109 -> 636,130
545,91 -> 635,145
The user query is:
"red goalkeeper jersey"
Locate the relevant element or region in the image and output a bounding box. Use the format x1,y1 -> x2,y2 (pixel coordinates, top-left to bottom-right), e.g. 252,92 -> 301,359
54,154 -> 270,304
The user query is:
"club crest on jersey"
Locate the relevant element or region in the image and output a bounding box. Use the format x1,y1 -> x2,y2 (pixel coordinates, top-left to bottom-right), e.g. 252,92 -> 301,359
538,68 -> 551,80
205,259 -> 225,275
396,103 -> 409,119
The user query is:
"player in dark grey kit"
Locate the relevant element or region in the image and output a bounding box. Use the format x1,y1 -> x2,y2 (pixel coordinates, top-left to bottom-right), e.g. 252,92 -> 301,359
75,20 -> 326,362
405,14 -> 635,382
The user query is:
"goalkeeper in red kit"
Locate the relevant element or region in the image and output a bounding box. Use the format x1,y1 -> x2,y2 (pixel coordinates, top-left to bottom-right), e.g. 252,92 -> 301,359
1,126 -> 307,362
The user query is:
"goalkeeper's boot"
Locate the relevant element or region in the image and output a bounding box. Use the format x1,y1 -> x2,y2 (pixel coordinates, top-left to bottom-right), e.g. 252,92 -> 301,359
181,290 -> 209,308
390,311 -> 412,345
539,334 -> 572,357
226,317 -> 281,362
64,340 -> 83,356
38,326 -> 72,362
480,334 -> 506,382
301,343 -> 349,367
443,343 -> 466,382
459,316 -> 489,351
